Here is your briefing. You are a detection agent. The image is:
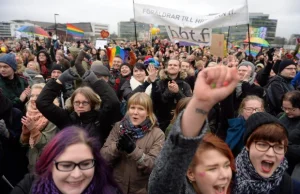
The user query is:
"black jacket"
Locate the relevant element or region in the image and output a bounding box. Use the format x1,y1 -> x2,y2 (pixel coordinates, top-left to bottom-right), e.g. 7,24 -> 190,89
151,76 -> 192,131
36,79 -> 121,145
120,79 -> 151,101
266,75 -> 295,116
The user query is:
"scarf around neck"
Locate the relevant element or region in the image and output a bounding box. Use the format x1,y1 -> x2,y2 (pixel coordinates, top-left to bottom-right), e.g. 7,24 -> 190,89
233,147 -> 288,194
25,103 -> 49,148
130,76 -> 152,95
120,115 -> 153,140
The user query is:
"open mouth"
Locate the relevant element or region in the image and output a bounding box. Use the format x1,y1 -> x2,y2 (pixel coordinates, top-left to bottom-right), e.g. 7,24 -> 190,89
213,185 -> 226,194
261,160 -> 274,173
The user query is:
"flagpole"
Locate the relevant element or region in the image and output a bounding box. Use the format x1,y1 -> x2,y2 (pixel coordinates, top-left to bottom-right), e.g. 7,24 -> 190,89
246,0 -> 251,56
226,26 -> 230,52
132,0 -> 138,46
65,23 -> 68,42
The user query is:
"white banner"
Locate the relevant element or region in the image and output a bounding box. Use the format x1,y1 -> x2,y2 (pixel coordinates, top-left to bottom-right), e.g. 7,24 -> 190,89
134,3 -> 249,29
166,26 -> 212,46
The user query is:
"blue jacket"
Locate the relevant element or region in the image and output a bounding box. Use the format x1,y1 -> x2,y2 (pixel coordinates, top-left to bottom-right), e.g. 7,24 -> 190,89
225,117 -> 246,157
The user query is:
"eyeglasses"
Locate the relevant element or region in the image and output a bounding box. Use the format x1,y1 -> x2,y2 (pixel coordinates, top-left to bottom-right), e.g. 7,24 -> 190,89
282,107 -> 297,112
54,159 -> 95,172
254,141 -> 287,155
243,107 -> 263,113
73,101 -> 90,107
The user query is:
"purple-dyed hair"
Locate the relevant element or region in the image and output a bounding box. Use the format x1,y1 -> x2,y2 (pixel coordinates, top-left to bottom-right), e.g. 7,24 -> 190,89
32,126 -> 121,194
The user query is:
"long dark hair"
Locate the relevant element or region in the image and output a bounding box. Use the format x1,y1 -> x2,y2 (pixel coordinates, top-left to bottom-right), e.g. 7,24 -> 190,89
32,126 -> 121,194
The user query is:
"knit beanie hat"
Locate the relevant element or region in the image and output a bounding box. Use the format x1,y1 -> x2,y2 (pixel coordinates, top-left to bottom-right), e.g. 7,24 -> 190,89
51,64 -> 64,73
0,53 -> 17,71
238,61 -> 255,77
144,58 -> 160,68
244,112 -> 288,144
91,63 -> 110,77
278,59 -> 296,74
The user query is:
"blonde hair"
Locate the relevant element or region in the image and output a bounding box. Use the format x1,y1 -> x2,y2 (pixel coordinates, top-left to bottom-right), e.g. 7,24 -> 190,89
127,92 -> 157,128
238,95 -> 265,115
27,61 -> 40,73
70,87 -> 102,111
31,83 -> 46,90
195,60 -> 205,69
16,54 -> 25,74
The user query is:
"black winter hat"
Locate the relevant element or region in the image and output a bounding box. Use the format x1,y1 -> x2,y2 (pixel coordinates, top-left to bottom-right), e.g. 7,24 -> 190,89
120,63 -> 132,71
51,64 -> 64,73
278,59 -> 297,74
244,112 -> 288,144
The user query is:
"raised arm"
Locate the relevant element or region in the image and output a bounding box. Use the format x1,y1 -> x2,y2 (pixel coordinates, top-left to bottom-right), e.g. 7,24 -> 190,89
148,66 -> 239,194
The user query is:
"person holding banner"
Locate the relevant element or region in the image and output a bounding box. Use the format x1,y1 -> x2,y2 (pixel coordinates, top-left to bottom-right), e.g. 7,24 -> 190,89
148,65 -> 239,194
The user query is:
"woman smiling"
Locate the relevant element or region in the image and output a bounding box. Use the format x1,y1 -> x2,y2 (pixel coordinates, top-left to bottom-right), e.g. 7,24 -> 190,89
101,92 -> 165,194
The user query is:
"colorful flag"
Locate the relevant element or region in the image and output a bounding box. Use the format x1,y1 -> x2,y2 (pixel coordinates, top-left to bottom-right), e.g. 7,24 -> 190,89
245,45 -> 261,57
66,24 -> 84,37
106,46 -> 129,68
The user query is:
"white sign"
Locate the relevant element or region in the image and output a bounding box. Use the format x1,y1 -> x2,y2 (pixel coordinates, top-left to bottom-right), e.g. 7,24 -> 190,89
95,39 -> 108,49
134,3 -> 249,29
166,26 -> 212,46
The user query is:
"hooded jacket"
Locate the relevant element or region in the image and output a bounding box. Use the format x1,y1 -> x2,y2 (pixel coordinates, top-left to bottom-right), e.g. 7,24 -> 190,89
266,75 -> 295,116
22,68 -> 45,86
151,70 -> 192,131
36,79 -> 121,146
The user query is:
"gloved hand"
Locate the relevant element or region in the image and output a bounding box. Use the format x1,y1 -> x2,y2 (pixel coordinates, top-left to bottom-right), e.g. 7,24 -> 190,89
82,70 -> 98,85
83,44 -> 91,52
117,133 -> 136,153
58,68 -> 81,84
267,48 -> 275,62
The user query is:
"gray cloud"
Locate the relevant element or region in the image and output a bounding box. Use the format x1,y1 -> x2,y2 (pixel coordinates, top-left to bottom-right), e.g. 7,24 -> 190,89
0,0 -> 299,39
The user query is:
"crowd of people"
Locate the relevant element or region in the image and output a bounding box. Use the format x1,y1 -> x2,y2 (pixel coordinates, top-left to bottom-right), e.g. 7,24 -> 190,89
0,34 -> 300,194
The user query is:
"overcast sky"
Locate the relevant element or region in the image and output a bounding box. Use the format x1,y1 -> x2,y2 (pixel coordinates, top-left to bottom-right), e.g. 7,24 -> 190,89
1,0 -> 299,39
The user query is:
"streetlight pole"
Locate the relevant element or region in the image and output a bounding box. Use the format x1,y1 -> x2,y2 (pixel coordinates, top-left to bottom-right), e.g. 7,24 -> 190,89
54,14 -> 59,39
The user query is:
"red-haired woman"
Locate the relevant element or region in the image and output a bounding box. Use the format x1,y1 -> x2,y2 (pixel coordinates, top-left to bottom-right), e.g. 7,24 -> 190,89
148,65 -> 239,193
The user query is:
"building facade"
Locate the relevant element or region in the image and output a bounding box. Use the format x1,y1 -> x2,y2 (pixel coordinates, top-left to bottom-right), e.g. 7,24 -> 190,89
0,22 -> 12,38
118,19 -> 168,41
213,13 -> 277,45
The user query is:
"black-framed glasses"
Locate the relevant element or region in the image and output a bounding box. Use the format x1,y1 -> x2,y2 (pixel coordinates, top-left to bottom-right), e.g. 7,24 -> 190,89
254,141 -> 287,155
54,159 -> 95,172
73,101 -> 90,107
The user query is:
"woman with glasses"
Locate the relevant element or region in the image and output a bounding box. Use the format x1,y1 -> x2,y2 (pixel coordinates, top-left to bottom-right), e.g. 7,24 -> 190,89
20,83 -> 58,172
36,69 -> 120,146
11,127 -> 121,194
279,91 -> 300,175
225,95 -> 265,156
233,112 -> 300,194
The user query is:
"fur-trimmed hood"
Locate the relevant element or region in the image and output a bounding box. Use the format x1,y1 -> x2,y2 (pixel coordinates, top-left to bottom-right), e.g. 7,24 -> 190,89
158,68 -> 187,80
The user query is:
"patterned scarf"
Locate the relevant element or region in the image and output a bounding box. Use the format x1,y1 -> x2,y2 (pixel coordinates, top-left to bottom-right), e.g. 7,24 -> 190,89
24,103 -> 49,148
32,176 -> 95,194
119,115 -> 153,140
233,147 -> 288,194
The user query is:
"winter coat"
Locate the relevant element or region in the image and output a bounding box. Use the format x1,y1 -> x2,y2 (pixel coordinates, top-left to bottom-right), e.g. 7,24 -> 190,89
120,77 -> 152,101
0,75 -> 28,110
20,122 -> 58,172
151,71 -> 192,131
36,79 -> 121,146
266,75 -> 295,116
22,68 -> 45,86
225,117 -> 246,157
148,113 -> 208,194
280,114 -> 300,174
100,122 -> 165,194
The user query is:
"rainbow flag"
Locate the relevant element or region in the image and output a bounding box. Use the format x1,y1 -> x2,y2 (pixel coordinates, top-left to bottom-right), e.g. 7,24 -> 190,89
245,45 -> 261,57
107,46 -> 129,67
66,24 -> 84,37
297,50 -> 300,59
